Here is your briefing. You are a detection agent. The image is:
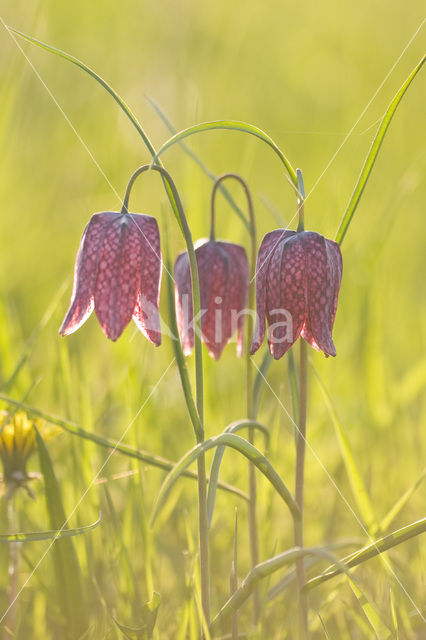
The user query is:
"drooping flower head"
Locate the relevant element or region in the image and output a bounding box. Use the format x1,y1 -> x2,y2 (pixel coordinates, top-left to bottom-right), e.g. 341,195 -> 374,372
250,230 -> 342,359
60,211 -> 162,344
174,240 -> 249,360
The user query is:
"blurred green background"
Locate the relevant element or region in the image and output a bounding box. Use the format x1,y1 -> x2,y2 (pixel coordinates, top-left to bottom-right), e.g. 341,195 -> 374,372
0,0 -> 425,638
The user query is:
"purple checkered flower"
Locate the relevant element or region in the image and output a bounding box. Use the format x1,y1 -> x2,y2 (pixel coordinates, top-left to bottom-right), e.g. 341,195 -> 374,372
174,240 -> 249,360
60,211 -> 162,344
250,230 -> 342,359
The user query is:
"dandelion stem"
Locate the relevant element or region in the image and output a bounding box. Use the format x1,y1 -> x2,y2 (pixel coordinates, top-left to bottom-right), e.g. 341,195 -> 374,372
5,499 -> 20,639
122,164 -> 210,629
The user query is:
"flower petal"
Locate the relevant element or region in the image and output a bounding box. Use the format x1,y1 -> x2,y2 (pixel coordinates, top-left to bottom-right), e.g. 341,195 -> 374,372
174,241 -> 249,359
199,243 -> 231,359
131,214 -> 162,346
250,230 -> 295,355
174,251 -> 194,355
93,214 -> 143,341
221,243 -> 249,357
302,232 -> 340,357
266,234 -> 306,359
59,212 -> 117,336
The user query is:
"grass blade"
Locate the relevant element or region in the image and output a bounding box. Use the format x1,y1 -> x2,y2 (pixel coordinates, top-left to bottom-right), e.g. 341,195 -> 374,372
9,27 -> 156,156
312,363 -> 378,534
35,427 -> 89,639
379,468 -> 426,532
153,121 -> 298,186
335,55 -> 425,245
307,517 -> 426,590
206,419 -> 269,528
150,433 -> 300,527
0,514 -> 101,543
347,579 -> 389,639
210,546 -> 344,633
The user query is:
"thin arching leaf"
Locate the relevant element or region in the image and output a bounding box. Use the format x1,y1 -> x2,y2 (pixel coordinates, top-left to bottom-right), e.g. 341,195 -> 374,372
335,55 -> 425,245
153,121 -> 298,187
150,433 -> 299,527
307,517 -> 426,590
0,514 -> 101,543
8,27 -> 156,155
206,420 -> 269,528
145,95 -> 250,231
210,547 -> 346,633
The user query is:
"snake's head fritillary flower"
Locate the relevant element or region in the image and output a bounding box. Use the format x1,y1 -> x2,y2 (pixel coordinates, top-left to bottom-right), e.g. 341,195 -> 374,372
250,230 -> 342,359
59,211 -> 162,344
0,411 -> 58,499
174,240 -> 249,360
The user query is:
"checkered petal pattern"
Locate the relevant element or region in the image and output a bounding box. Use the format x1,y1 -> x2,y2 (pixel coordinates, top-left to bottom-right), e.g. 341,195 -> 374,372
250,229 -> 342,358
174,240 -> 249,360
60,211 -> 162,344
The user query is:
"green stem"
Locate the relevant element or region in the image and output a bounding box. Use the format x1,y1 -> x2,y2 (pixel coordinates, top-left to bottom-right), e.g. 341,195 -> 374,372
211,173 -> 260,623
121,164 -> 210,628
294,339 -> 309,639
294,168 -> 309,638
5,499 -> 20,640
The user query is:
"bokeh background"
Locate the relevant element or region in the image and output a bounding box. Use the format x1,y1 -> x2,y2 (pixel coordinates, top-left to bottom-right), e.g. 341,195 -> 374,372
0,0 -> 425,638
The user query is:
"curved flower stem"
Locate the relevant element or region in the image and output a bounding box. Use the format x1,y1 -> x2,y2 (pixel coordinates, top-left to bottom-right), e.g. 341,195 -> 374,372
210,173 -> 260,622
122,164 -> 210,627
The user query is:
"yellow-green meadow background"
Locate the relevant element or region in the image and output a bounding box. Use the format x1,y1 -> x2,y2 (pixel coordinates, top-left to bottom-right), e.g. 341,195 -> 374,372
0,0 -> 425,638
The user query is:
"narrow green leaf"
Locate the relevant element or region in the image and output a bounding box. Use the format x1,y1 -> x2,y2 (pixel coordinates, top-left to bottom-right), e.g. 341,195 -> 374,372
267,537 -> 363,601
379,468 -> 426,532
335,56 -> 425,245
307,517 -> 426,590
150,433 -> 300,527
389,588 -> 400,640
210,546 -> 344,633
153,121 -> 298,187
317,613 -> 332,640
9,27 -> 156,156
0,394 -> 247,502
312,364 -> 378,534
347,579 -> 389,639
1,280 -> 69,392
0,514 -> 101,543
35,427 -> 89,639
113,592 -> 160,640
8,28 -> 183,231
206,420 -> 269,529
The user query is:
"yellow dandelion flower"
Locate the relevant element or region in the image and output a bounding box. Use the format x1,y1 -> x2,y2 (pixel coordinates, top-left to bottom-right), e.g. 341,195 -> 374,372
0,411 -> 58,499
